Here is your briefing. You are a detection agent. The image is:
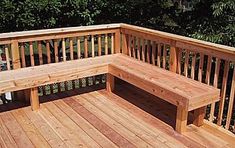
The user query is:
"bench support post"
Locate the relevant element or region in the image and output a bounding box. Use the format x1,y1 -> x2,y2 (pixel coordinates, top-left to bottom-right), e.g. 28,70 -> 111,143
193,106 -> 206,126
30,87 -> 40,111
106,74 -> 115,92
176,107 -> 188,133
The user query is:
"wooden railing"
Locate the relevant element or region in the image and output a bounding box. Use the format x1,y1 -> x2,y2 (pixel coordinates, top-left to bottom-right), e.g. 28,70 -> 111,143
0,23 -> 234,133
0,24 -> 121,96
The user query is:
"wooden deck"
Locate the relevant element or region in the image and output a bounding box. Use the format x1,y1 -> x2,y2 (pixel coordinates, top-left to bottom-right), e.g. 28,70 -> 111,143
0,82 -> 234,148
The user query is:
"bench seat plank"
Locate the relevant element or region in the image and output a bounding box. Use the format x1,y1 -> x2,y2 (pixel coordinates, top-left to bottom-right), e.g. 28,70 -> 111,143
111,54 -> 220,111
0,54 -> 115,94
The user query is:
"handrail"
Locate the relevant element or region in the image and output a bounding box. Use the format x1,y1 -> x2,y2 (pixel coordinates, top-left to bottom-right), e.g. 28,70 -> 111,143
0,24 -> 120,43
120,23 -> 235,55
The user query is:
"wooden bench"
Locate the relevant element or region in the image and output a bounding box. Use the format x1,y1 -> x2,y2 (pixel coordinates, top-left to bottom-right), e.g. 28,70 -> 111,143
0,53 -> 220,133
107,54 -> 220,133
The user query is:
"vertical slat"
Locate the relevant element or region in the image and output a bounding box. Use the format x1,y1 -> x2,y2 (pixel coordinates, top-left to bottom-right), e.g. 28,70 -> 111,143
209,58 -> 221,121
191,52 -> 196,79
11,40 -> 21,69
128,35 -> 132,57
77,37 -> 81,59
132,37 -> 136,59
46,40 -> 51,63
142,39 -> 146,62
169,45 -> 178,73
137,37 -> 141,60
84,36 -> 88,58
217,61 -> 229,125
29,41 -> 35,66
5,47 -> 11,70
198,53 -> 204,82
38,41 -> 43,65
111,34 -> 114,54
162,45 -> 167,69
146,40 -> 150,63
70,38 -> 74,60
46,41 -> 53,94
114,31 -> 120,53
91,35 -> 95,57
0,50 -> 2,71
62,38 -> 66,61
105,34 -> 108,55
54,40 -> 59,63
122,34 -> 128,55
62,38 -> 67,91
54,39 -> 59,93
177,49 -> 182,74
98,35 -> 101,56
157,44 -> 161,67
20,43 -> 26,68
206,55 -> 212,85
184,50 -> 189,77
225,67 -> 235,129
152,41 -> 156,65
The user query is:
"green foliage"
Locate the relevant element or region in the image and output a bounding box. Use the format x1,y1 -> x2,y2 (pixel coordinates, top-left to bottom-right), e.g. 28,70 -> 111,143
0,0 -> 104,32
0,0 -> 234,47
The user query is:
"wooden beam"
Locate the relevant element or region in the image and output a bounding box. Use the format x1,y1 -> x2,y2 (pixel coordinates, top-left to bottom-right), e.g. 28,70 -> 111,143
30,87 -> 40,110
193,106 -> 206,126
176,107 -> 188,133
106,73 -> 115,92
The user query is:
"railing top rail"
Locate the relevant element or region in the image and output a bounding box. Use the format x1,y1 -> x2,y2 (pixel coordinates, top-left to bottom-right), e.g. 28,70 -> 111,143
120,23 -> 235,56
0,23 -> 121,40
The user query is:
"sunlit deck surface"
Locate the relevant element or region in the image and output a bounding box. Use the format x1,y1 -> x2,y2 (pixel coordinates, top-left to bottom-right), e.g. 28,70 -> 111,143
0,81 -> 234,148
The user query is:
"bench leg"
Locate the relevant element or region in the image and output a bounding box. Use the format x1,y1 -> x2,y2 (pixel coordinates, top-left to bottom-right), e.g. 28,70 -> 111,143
106,74 -> 115,92
30,87 -> 40,111
193,106 -> 206,126
176,107 -> 188,133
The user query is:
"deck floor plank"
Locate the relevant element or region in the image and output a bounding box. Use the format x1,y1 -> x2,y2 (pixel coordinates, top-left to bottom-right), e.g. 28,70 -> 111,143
0,115 -> 18,148
0,83 -> 234,148
43,101 -> 101,148
100,84 -> 202,148
63,96 -> 137,148
80,92 -> 179,147
72,95 -> 154,148
23,107 -> 66,148
87,91 -> 187,147
11,109 -> 51,148
53,100 -> 118,148
0,112 -> 34,148
38,105 -> 87,147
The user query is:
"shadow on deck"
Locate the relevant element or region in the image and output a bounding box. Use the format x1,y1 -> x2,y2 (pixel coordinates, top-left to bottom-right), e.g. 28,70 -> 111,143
0,80 -> 234,147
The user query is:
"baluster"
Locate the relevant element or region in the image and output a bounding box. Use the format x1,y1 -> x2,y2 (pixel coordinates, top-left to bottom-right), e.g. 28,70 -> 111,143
98,35 -> 102,56
217,61 -> 229,125
29,41 -> 35,66
20,43 -> 26,68
70,38 -> 74,60
152,41 -> 156,65
209,58 -> 221,121
77,37 -> 81,59
225,67 -> 235,129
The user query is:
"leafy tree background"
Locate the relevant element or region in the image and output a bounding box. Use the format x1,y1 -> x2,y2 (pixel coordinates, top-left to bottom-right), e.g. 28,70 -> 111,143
0,0 -> 234,47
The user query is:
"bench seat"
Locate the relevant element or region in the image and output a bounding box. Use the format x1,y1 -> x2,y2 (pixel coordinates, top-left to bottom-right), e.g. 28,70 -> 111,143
0,53 -> 220,133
